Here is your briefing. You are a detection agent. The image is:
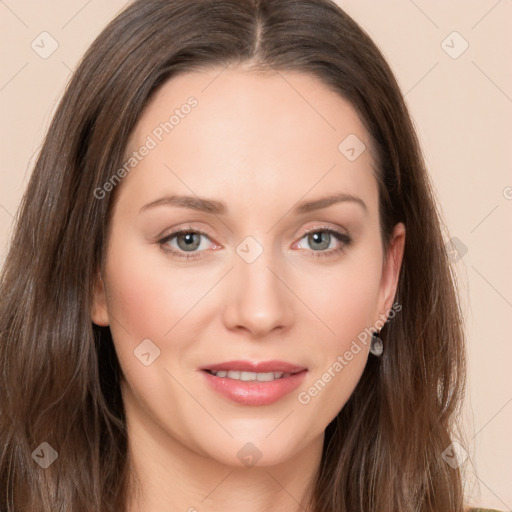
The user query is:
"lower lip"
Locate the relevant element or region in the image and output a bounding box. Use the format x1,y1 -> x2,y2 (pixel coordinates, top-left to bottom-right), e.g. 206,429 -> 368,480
200,370 -> 308,406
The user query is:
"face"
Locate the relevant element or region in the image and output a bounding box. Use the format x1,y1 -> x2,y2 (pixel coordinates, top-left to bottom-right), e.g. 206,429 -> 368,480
91,67 -> 405,468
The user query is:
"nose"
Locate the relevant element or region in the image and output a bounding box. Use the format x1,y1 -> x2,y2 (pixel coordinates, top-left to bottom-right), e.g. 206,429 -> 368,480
222,246 -> 295,338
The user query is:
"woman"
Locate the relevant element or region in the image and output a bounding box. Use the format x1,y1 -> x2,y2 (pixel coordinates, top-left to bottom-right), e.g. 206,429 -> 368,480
0,0 -> 500,510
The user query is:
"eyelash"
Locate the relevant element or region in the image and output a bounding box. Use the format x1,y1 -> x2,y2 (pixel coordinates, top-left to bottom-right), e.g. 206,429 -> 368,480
158,225 -> 352,261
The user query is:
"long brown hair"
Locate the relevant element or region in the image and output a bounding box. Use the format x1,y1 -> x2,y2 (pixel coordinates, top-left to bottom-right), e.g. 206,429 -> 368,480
0,0 -> 468,510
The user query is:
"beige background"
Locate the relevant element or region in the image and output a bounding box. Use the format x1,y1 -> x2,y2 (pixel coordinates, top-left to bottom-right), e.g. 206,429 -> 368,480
0,0 -> 511,509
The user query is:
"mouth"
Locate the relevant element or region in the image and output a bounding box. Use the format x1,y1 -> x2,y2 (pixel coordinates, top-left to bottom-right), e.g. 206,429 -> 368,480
199,360 -> 308,406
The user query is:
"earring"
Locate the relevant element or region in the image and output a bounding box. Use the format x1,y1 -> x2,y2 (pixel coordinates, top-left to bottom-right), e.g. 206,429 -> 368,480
369,331 -> 383,356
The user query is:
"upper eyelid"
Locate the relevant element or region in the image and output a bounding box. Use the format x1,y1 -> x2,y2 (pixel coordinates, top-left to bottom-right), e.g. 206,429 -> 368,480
295,223 -> 349,239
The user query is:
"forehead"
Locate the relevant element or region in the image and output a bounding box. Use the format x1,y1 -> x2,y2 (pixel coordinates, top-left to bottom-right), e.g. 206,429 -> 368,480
118,67 -> 377,216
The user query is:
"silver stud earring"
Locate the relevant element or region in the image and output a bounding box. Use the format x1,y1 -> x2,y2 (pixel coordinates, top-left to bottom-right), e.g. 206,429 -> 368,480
369,331 -> 383,356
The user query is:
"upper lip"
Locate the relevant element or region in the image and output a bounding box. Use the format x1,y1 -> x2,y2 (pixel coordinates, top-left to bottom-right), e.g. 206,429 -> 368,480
201,360 -> 307,373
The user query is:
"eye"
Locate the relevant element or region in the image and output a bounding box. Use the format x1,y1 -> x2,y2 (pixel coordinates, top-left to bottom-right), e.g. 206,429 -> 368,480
294,226 -> 352,259
158,228 -> 217,260
158,225 -> 352,261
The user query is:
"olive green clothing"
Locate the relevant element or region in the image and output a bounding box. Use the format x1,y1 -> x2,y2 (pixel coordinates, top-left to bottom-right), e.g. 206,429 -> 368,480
470,508 -> 504,512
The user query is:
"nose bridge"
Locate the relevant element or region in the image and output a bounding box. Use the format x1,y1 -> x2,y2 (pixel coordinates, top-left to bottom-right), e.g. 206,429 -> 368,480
223,233 -> 294,335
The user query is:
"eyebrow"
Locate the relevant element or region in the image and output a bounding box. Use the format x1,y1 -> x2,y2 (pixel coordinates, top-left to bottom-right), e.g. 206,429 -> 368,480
138,192 -> 367,216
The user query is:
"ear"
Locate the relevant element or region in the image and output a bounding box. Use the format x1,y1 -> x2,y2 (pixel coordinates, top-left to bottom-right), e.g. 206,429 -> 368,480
377,222 -> 406,319
91,268 -> 110,326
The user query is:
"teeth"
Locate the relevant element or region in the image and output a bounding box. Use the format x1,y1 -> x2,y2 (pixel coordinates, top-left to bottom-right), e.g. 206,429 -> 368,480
209,370 -> 291,381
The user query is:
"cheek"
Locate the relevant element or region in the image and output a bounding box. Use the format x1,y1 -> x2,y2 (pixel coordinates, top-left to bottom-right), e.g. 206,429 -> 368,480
104,234 -> 204,338
304,253 -> 382,343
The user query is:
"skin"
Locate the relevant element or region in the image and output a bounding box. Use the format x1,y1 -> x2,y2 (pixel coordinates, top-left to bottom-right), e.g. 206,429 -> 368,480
91,65 -> 405,512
